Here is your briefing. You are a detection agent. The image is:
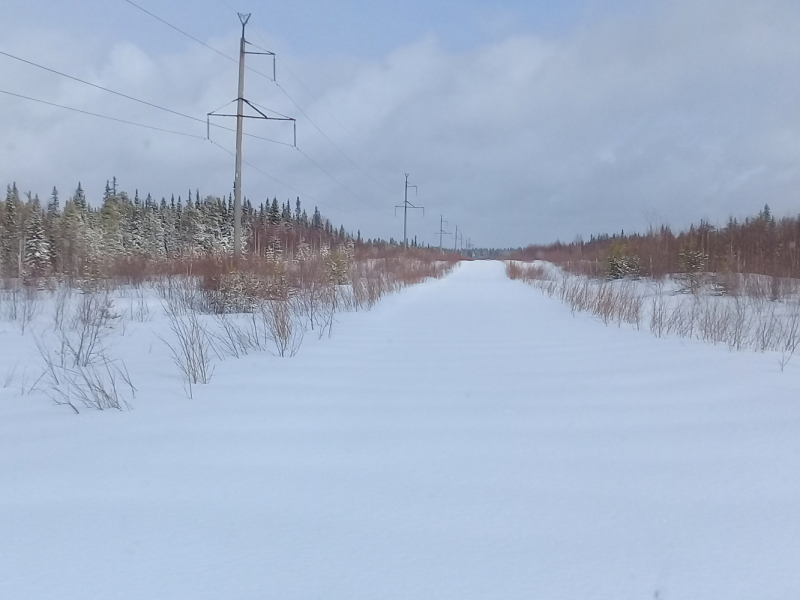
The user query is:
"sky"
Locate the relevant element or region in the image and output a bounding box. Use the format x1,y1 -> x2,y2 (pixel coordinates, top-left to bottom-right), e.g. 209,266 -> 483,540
1,0 -> 800,248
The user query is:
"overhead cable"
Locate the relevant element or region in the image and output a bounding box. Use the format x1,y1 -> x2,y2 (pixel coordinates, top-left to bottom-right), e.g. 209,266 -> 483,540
0,88 -> 206,139
122,0 -> 273,80
0,48 -> 288,147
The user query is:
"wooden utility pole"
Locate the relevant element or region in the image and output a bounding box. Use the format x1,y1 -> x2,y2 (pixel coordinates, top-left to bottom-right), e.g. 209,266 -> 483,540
437,214 -> 451,251
207,15 -> 294,263
395,174 -> 423,248
233,13 -> 249,260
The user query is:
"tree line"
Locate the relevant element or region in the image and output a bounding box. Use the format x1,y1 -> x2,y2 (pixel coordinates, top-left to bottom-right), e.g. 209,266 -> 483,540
511,205 -> 800,280
0,178 -> 364,280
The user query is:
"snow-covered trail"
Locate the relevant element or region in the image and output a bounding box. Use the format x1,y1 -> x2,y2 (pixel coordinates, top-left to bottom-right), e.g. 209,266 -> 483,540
3,260 -> 800,599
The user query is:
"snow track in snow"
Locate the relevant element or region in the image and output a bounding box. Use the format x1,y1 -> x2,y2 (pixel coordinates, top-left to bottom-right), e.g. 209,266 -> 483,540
2,260 -> 800,599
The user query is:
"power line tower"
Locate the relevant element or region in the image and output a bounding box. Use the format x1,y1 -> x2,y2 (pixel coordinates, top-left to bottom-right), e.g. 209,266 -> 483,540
437,215 -> 451,251
395,173 -> 423,248
452,226 -> 465,253
207,13 -> 296,261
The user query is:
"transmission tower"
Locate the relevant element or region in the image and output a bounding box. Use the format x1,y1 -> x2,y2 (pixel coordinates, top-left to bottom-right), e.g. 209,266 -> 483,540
395,173 -> 424,248
436,214 -> 451,251
207,14 -> 296,260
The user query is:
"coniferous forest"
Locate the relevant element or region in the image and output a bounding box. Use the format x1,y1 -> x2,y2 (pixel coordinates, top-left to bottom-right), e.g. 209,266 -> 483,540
0,178 -> 373,281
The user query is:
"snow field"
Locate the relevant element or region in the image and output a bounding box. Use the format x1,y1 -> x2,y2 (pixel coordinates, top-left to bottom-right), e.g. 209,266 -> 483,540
2,260 -> 800,599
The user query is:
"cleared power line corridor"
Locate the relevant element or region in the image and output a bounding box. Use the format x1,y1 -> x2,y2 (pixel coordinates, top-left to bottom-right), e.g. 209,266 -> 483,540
2,261 -> 800,599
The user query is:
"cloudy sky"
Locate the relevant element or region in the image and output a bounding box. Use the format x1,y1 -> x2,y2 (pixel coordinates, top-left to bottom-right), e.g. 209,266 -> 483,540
2,0 -> 800,248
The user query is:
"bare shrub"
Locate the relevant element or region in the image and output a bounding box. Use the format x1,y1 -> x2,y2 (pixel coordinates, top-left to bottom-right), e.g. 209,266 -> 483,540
18,286 -> 40,335
18,367 -> 44,397
743,274 -> 772,306
61,293 -> 119,367
727,296 -> 751,351
778,303 -> 800,370
200,270 -> 272,314
211,313 -> 259,359
52,286 -> 72,330
317,286 -> 339,339
262,299 -> 305,357
159,311 -> 215,398
351,267 -> 391,309
708,272 -> 733,296
505,261 -> 523,280
615,282 -> 643,328
36,335 -> 135,413
595,283 -> 615,324
517,257 -> 800,363
295,258 -> 331,330
336,284 -> 357,312
1,286 -> 20,321
3,360 -> 19,389
155,275 -> 199,318
506,261 -> 548,283
127,287 -> 151,322
780,303 -> 800,353
696,298 -> 730,345
56,360 -> 131,411
649,283 -> 668,337
538,272 -> 642,328
752,306 -> 780,353
110,256 -> 150,288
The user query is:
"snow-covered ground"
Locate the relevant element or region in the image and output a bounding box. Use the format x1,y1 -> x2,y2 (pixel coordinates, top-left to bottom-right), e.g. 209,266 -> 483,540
2,260 -> 800,599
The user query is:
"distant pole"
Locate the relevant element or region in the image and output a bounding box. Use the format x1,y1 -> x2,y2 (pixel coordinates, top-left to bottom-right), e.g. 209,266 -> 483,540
395,173 -> 421,248
233,12 -> 250,261
403,173 -> 409,248
437,214 -> 450,251
453,225 -> 458,252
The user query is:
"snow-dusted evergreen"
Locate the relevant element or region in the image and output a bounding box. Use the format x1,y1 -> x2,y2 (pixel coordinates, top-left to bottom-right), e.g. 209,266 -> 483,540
0,179 -> 359,279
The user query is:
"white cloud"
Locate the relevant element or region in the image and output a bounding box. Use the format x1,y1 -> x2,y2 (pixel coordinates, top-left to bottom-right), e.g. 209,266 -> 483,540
2,0 -> 800,247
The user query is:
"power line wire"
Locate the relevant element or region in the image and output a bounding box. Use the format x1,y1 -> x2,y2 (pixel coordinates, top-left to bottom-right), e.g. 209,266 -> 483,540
0,48 -> 289,147
241,31 -> 395,195
294,146 -> 381,212
114,3 -> 390,216
0,48 -> 202,123
193,1 -> 396,195
209,139 -> 357,216
274,79 -> 395,195
123,7 -> 383,211
0,85 -> 358,218
0,88 -> 206,139
122,0 -> 274,80
214,0 -> 238,15
124,0 -> 234,63
244,40 -> 349,132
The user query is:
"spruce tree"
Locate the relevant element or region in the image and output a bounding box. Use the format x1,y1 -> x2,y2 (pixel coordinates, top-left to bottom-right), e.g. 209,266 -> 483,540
2,183 -> 21,276
99,189 -> 124,257
46,187 -> 61,271
268,197 -> 280,225
24,195 -> 49,277
73,182 -> 86,212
